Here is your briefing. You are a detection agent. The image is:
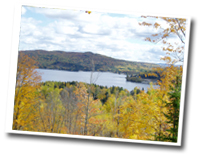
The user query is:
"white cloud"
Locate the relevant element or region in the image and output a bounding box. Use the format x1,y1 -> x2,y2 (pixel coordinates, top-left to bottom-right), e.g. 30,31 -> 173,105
19,6 -> 183,63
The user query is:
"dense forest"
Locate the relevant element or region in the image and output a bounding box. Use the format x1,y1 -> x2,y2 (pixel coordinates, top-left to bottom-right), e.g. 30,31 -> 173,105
13,53 -> 182,142
19,50 -> 162,73
126,71 -> 161,84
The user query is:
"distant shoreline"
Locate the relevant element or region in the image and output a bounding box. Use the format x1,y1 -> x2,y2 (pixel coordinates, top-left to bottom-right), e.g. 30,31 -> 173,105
37,68 -> 158,86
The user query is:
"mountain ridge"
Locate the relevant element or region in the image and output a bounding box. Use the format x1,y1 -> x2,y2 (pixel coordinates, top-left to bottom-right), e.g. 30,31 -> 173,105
19,50 -> 161,74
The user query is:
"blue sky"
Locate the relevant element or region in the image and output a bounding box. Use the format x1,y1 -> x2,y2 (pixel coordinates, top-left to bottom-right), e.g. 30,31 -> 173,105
19,5 -> 183,64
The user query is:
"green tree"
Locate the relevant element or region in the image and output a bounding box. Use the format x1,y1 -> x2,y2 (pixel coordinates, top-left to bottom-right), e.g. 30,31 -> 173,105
163,76 -> 181,142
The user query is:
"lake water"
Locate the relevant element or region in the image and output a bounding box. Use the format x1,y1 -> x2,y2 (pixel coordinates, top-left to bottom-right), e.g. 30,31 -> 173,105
37,69 -> 156,92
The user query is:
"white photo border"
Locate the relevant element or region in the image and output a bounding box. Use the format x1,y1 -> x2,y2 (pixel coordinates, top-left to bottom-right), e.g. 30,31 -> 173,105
5,3 -> 191,146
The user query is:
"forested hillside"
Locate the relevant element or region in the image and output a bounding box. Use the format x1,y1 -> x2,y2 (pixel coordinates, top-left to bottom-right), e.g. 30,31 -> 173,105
19,50 -> 160,74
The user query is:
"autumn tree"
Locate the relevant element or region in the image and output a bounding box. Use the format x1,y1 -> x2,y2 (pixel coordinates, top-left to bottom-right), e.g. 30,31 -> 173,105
74,82 -> 93,135
139,16 -> 187,64
83,59 -> 100,135
38,83 -> 65,133
139,16 -> 187,142
60,86 -> 78,134
13,52 -> 41,130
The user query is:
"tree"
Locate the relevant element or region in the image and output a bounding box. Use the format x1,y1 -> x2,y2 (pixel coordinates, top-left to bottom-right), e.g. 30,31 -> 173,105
82,59 -> 100,135
163,75 -> 181,142
60,86 -> 78,134
13,52 -> 41,130
39,83 -> 64,133
139,16 -> 185,142
139,16 -> 187,64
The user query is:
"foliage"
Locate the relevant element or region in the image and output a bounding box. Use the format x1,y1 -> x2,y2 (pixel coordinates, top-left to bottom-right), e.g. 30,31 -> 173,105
13,52 -> 183,143
13,52 -> 41,130
138,16 -> 185,142
19,50 -> 161,75
162,75 -> 181,142
139,16 -> 187,64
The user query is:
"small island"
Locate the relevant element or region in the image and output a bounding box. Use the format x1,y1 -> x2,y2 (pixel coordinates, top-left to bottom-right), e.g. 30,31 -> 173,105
126,72 -> 161,84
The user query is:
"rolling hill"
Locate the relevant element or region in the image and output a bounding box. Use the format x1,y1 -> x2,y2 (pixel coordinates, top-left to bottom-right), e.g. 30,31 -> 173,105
19,50 -> 161,74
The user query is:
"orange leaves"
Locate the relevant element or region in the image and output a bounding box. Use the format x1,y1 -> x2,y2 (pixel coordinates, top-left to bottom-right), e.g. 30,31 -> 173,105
154,22 -> 160,29
74,82 -> 88,102
170,28 -> 176,33
145,37 -> 151,42
139,22 -> 152,26
139,16 -> 186,64
13,53 -> 42,130
162,33 -> 169,39
152,33 -> 159,37
163,47 -> 173,52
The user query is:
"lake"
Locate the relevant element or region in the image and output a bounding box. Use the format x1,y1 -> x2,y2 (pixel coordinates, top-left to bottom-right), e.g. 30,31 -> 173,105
37,69 -> 156,92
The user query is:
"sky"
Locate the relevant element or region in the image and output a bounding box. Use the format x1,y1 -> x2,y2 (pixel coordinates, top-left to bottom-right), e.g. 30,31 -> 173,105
18,5 -> 184,64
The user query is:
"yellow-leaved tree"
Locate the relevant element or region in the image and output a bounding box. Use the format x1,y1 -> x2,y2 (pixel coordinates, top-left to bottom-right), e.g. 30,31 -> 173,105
139,16 -> 186,64
13,52 -> 41,130
138,16 -> 186,142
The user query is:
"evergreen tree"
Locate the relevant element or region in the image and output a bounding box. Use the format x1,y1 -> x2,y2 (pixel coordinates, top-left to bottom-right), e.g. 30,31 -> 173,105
163,76 -> 181,142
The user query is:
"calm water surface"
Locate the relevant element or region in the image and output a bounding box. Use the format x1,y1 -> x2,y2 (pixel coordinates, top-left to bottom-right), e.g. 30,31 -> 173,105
37,69 -> 157,92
